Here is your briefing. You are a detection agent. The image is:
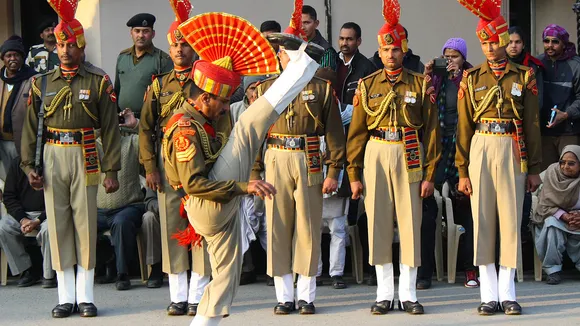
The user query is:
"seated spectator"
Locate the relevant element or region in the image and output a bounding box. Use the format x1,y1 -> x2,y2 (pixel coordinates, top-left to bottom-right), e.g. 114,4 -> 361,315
96,109 -> 145,291
0,156 -> 54,287
142,188 -> 163,288
533,145 -> 580,285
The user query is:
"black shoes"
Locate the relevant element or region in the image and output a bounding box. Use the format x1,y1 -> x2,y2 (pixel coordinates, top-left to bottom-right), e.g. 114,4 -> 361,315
331,275 -> 347,289
274,301 -> 295,315
96,262 -> 116,284
265,33 -> 325,64
167,301 -> 188,316
17,269 -> 39,287
187,303 -> 198,316
501,301 -> 522,315
416,278 -> 432,290
399,301 -> 424,315
367,272 -> 377,286
42,277 -> 57,288
240,271 -> 257,285
266,276 -> 275,286
477,301 -> 499,315
115,273 -> 131,291
546,271 -> 561,285
147,263 -> 163,288
371,300 -> 393,315
52,303 -> 75,318
78,303 -> 98,317
297,300 -> 315,315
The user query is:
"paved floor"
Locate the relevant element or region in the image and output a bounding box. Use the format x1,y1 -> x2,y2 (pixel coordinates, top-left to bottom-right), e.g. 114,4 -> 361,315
1,274 -> 580,326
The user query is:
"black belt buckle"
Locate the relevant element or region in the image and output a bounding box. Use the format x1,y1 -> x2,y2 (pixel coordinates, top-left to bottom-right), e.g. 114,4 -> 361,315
284,137 -> 302,149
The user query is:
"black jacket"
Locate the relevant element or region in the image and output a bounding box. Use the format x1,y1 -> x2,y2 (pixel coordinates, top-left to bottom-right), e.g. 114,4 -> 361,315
338,51 -> 377,104
538,54 -> 580,136
370,48 -> 425,74
3,157 -> 46,223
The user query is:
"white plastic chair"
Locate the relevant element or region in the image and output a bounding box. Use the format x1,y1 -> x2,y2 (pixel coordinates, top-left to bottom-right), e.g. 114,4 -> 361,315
433,190 -> 444,282
441,182 -> 465,283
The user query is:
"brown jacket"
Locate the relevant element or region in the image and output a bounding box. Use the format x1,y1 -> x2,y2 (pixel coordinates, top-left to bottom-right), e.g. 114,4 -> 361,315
346,68 -> 441,182
455,61 -> 542,177
0,77 -> 33,154
250,76 -> 346,180
21,64 -> 121,178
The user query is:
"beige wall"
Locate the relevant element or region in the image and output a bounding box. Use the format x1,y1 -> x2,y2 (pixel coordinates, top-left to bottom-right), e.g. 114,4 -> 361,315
0,0 -> 14,45
535,0 -> 577,56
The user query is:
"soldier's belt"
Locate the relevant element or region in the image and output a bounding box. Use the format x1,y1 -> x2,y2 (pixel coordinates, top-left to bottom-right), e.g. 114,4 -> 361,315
475,119 -> 516,135
45,128 -> 83,145
370,128 -> 403,142
267,134 -> 323,186
266,136 -> 306,150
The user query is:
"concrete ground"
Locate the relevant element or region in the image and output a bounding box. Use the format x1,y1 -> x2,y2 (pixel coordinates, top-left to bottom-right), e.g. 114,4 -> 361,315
1,273 -> 580,326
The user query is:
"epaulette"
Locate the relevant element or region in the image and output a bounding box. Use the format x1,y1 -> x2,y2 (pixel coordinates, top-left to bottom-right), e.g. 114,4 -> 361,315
119,47 -> 133,55
151,71 -> 170,82
465,64 -> 482,75
256,75 -> 278,87
311,75 -> 330,84
84,62 -> 107,77
511,62 -> 530,72
28,44 -> 44,51
164,113 -> 188,138
406,69 -> 426,78
361,69 -> 382,82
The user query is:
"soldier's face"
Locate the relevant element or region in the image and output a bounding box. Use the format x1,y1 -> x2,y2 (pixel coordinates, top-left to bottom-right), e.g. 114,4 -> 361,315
2,51 -> 23,73
338,28 -> 360,57
543,36 -> 564,58
57,42 -> 83,66
379,45 -> 404,70
131,27 -> 155,49
301,14 -> 319,40
40,27 -> 56,43
480,41 -> 506,62
170,42 -> 195,67
200,93 -> 230,121
507,33 -> 524,58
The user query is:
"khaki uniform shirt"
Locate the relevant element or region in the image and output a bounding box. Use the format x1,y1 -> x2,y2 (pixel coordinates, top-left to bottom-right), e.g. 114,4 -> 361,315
163,102 -> 240,203
347,68 -> 441,182
455,61 -> 542,177
250,76 -> 346,180
21,64 -> 121,178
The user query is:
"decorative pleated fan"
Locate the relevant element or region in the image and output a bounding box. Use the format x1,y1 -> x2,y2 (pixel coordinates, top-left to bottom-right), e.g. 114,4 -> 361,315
457,0 -> 502,21
47,0 -> 79,22
178,13 -> 280,76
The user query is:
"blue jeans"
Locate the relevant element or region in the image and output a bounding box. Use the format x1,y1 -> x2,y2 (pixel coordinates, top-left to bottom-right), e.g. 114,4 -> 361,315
97,204 -> 145,274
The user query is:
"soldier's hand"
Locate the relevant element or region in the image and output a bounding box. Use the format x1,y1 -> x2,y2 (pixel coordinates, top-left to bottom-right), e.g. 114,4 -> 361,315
526,174 -> 542,193
322,177 -> 338,194
458,177 -> 472,196
248,180 -> 277,199
27,171 -> 44,190
104,178 -> 120,194
146,171 -> 162,192
350,181 -> 363,200
420,181 -> 435,198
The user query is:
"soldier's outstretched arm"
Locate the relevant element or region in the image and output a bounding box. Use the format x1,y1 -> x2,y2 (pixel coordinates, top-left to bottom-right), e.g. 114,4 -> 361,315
20,80 -> 40,175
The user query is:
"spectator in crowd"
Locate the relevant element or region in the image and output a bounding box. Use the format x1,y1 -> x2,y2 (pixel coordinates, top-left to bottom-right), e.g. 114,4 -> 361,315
507,26 -> 544,109
302,5 -> 338,70
0,156 -> 54,287
420,38 -> 476,289
533,145 -> 580,285
114,13 -> 172,118
26,20 -> 59,73
0,36 -> 36,178
96,109 -> 145,291
539,24 -> 580,170
261,20 -> 283,53
370,27 -> 424,73
142,188 -> 163,288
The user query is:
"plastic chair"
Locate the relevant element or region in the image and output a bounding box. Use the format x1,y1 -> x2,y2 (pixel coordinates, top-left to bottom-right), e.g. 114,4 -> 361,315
441,182 -> 465,283
433,190 -> 445,282
103,229 -> 148,283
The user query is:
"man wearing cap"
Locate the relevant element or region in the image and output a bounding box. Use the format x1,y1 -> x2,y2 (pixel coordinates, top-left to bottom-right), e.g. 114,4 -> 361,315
347,0 -> 440,315
21,0 -> 121,318
538,24 -> 580,169
26,20 -> 60,73
139,1 -> 212,316
0,36 -> 36,178
115,13 -> 172,118
456,0 -> 542,316
163,11 -> 321,326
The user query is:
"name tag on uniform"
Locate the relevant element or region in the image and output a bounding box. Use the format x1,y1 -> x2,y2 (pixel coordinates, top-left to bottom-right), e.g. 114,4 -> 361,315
475,86 -> 487,92
511,83 -> 523,97
301,90 -> 317,102
369,93 -> 383,99
160,91 -> 173,97
404,91 -> 417,104
45,92 -> 57,97
79,89 -> 91,101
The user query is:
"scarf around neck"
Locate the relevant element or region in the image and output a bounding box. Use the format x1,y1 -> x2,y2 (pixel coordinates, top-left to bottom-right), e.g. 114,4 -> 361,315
0,65 -> 36,134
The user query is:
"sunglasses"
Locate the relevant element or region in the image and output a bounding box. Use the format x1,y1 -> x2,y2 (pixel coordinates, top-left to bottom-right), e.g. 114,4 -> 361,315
559,160 -> 578,167
543,39 -> 561,45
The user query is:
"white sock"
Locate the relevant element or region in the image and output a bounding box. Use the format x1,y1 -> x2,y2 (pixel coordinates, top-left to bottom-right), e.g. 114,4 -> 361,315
56,267 -> 75,304
375,263 -> 394,302
498,265 -> 516,302
76,265 -> 95,304
169,271 -> 188,303
479,264 -> 499,303
188,273 -> 210,304
296,274 -> 316,303
190,315 -> 222,326
398,264 -> 418,302
274,274 -> 294,303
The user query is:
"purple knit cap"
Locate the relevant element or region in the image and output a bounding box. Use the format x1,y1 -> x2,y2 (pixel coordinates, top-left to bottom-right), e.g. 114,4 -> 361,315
543,24 -> 569,42
442,38 -> 467,60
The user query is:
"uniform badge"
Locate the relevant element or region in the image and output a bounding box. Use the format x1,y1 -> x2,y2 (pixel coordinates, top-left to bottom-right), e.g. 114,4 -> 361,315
527,79 -> 538,96
429,93 -> 436,104
178,119 -> 191,127
353,93 -> 360,107
174,29 -> 183,41
479,29 -> 489,40
301,90 -> 316,101
144,85 -> 150,102
174,132 -> 197,163
475,86 -> 487,92
385,33 -> 394,45
28,89 -> 32,106
404,91 -> 417,104
79,89 -> 91,101
511,83 -> 523,97
458,87 -> 465,100
369,93 -> 382,99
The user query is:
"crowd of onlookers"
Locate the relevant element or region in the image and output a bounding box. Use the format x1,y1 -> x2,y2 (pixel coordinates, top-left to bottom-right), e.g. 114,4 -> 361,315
0,3 -> 579,295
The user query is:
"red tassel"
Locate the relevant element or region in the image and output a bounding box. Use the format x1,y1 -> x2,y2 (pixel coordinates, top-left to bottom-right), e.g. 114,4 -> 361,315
171,224 -> 203,248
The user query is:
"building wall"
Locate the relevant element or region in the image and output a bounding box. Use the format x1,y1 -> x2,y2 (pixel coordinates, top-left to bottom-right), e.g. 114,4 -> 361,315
0,0 -> 15,47
535,0 -> 577,56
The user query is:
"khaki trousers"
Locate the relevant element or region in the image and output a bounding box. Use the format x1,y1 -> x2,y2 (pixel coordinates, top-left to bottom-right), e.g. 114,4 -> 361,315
469,134 -> 526,268
158,151 -> 210,276
43,144 -> 97,271
265,149 -> 323,277
363,140 -> 422,267
541,135 -> 580,171
184,97 -> 279,317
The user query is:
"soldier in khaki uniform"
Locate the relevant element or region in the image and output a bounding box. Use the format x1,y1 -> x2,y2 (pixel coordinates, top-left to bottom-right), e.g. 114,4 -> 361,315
346,0 -> 440,315
139,0 -> 211,316
456,0 -> 542,316
20,0 -> 121,318
163,12 -> 321,326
